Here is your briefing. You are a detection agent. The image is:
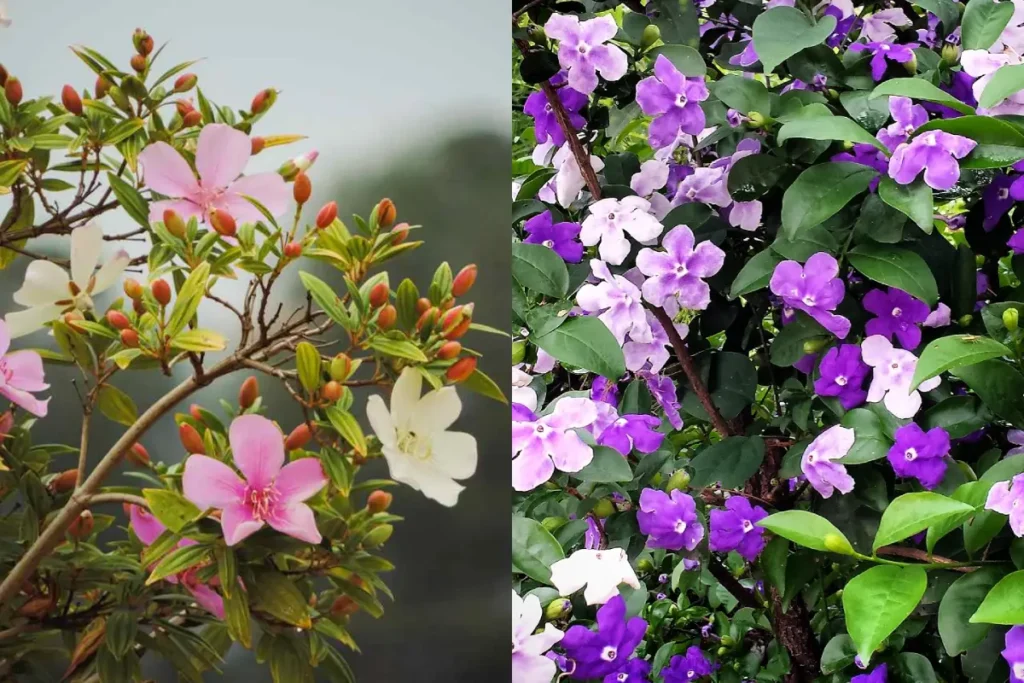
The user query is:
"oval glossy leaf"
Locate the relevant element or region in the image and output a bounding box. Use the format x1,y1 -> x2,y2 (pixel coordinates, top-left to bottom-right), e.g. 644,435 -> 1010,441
980,63 -> 1024,109
752,7 -> 837,73
878,176 -> 933,233
842,565 -> 928,663
911,335 -> 1011,390
533,316 -> 627,379
648,44 -> 706,77
847,244 -> 939,306
512,516 -> 565,584
839,408 -> 892,464
939,567 -> 1002,655
729,248 -> 783,299
710,75 -> 771,116
574,445 -> 634,483
689,436 -> 765,488
961,0 -> 1015,50
512,242 -> 569,298
952,359 -> 1024,427
870,79 -> 976,116
777,116 -> 888,153
782,163 -> 878,239
872,492 -> 976,552
970,570 -> 1024,624
757,510 -> 856,555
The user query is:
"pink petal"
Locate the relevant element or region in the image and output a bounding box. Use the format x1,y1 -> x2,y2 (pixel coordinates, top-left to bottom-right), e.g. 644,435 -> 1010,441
196,123 -> 251,190
138,141 -> 201,198
148,198 -> 205,226
267,503 -> 322,544
229,414 -> 285,488
186,583 -> 225,619
182,454 -> 245,510
274,457 -> 328,504
221,502 -> 265,546
225,173 -> 290,220
129,505 -> 167,546
0,320 -> 9,356
4,350 -> 47,392
0,385 -> 48,417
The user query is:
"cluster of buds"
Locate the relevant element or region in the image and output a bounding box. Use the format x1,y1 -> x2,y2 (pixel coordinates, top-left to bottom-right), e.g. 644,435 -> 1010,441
130,28 -> 154,74
175,98 -> 202,128
406,262 -> 479,383
116,277 -> 172,348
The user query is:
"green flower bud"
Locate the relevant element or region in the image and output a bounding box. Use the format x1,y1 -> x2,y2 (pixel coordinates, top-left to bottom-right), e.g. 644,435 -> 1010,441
717,647 -> 728,656
976,254 -> 986,267
512,340 -> 527,364
823,532 -> 854,555
721,635 -> 734,646
637,558 -> 655,573
802,337 -> 829,354
958,314 -> 973,328
941,42 -> 961,64
747,111 -> 767,129
544,598 -> 572,621
295,341 -> 322,393
641,24 -> 661,49
666,469 -> 691,492
362,524 -> 393,547
592,499 -> 616,519
903,53 -> 918,75
1005,308 -> 1020,332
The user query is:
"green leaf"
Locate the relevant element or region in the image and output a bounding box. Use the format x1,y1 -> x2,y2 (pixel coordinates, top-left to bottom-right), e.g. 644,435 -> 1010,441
772,224 -> 840,261
143,488 -> 201,532
533,316 -> 626,379
103,118 -> 145,145
649,0 -> 700,48
847,244 -> 939,305
681,351 -> 757,420
0,159 -> 29,187
726,154 -> 789,201
962,0 -> 1015,50
842,565 -> 928,663
298,271 -> 354,330
878,177 -> 933,233
366,336 -> 428,363
777,116 -> 888,153
326,407 -> 367,456
970,570 -> 1024,624
104,609 -> 138,660
872,492 -> 976,551
147,543 -> 211,584
752,7 -> 837,73
769,312 -> 830,367
781,163 -> 877,238
97,384 -> 138,426
982,301 -> 1024,344
710,75 -> 771,116
106,172 -> 150,228
166,262 -> 210,337
170,329 -> 228,352
911,335 -> 1010,390
248,570 -> 313,629
511,242 -> 569,298
839,408 -> 892,464
757,510 -> 856,555
647,45 -> 706,77
820,635 -> 858,675
729,248 -> 783,299
939,567 -> 1001,655
920,395 -> 992,439
952,360 -> 1024,427
689,436 -> 765,488
870,79 -> 976,116
980,63 -> 1024,109
512,516 -> 565,584
574,445 -> 634,483
460,368 -> 508,404
914,0 -> 962,30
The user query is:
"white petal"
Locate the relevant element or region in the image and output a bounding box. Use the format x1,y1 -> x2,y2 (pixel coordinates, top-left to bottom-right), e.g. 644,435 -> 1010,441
91,250 -> 129,294
390,368 -> 422,430
4,305 -> 64,338
365,395 -> 396,448
412,386 -> 462,435
12,260 -> 70,307
430,430 -> 477,480
394,458 -> 465,506
70,222 -> 104,289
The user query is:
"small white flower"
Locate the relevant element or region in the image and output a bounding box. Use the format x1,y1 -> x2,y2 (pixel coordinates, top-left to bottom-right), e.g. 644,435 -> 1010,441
512,590 -> 563,683
549,547 -> 641,605
6,222 -> 129,338
366,368 -> 477,507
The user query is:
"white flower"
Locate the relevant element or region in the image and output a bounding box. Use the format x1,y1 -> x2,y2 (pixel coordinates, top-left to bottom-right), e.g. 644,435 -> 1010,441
365,368 -> 477,507
6,222 -> 129,338
862,335 -> 941,419
549,548 -> 641,605
580,196 -> 664,265
512,590 -> 563,683
538,143 -> 606,208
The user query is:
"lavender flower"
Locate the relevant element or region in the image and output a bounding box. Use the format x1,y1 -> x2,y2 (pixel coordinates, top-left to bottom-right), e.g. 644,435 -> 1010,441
861,9 -> 911,42
624,311 -> 675,373
637,488 -> 705,551
591,377 -> 620,407
1002,625 -> 1024,683
1011,229 -> 1024,255
849,41 -> 919,82
636,55 -> 710,150
876,96 -> 928,150
962,50 -> 1024,115
832,144 -> 889,191
598,414 -> 665,455
539,143 -> 607,207
888,423 -> 950,489
586,515 -> 606,549
814,344 -> 869,410
662,647 -> 714,683
636,224 -> 725,311
709,496 -> 768,560
769,253 -> 852,339
643,371 -> 684,430
852,663 -> 888,683
512,397 -> 596,491
512,591 -> 564,683
545,14 -> 628,94
1008,429 -> 1024,455
578,260 -> 653,345
985,473 -> 1024,536
631,159 -> 670,197
524,211 -> 584,263
863,287 -> 930,349
523,73 -> 588,146
888,130 -> 978,190
862,335 -> 940,418
581,197 -> 664,265
560,595 -> 646,679
801,425 -> 856,498
608,658 -> 652,683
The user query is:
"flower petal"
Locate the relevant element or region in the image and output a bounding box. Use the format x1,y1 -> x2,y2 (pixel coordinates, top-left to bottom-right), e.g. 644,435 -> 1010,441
0,385 -> 48,417
0,320 -> 9,357
226,173 -> 290,220
4,350 -> 48,391
392,458 -> 465,506
365,394 -> 396,448
138,141 -> 201,198
221,502 -> 264,546
389,368 -> 422,432
267,502 -> 322,544
274,457 -> 328,504
430,430 -> 478,479
91,250 -> 129,295
186,583 -> 225,619
229,414 -> 285,488
148,198 -> 205,226
196,123 -> 252,189
70,222 -> 104,289
182,454 -> 246,510
4,305 -> 65,339
129,505 -> 167,546
411,386 -> 462,435
12,260 -> 70,307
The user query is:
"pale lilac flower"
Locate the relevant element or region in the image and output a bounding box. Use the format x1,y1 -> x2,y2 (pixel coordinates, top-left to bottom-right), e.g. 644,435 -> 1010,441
636,224 -> 725,310
862,335 -> 940,418
598,414 -> 665,455
631,159 -> 670,197
863,287 -> 930,349
183,415 -> 328,545
918,13 -> 941,47
962,50 -> 1024,115
578,260 -> 652,345
512,367 -> 538,413
849,41 -> 918,81
550,548 -> 642,605
637,488 -> 704,551
991,0 -> 1024,54
888,130 -> 977,190
624,311 -> 675,373
1003,626 -> 1024,683
709,496 -> 768,560
802,425 -> 856,498
726,109 -> 746,127
512,590 -> 564,683
643,371 -> 684,430
560,594 -> 646,678
673,166 -> 732,208
581,197 -> 664,265
814,344 -> 869,410
923,303 -> 951,328
535,348 -> 558,373
852,664 -> 888,683
524,211 -> 584,263
539,143 -> 607,208
0,320 -> 49,417
876,96 -> 928,150
662,647 -> 714,683
636,55 -> 710,149
769,253 -> 852,339
861,9 -> 911,42
512,397 -> 597,491
1008,430 -> 1024,455
524,73 -> 588,147
545,14 -> 628,94
585,516 -> 605,549
888,423 -> 950,489
985,474 -> 1024,536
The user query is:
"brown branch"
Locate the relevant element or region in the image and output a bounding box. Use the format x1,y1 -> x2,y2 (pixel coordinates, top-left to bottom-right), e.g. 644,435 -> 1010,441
707,557 -> 759,609
876,546 -> 976,573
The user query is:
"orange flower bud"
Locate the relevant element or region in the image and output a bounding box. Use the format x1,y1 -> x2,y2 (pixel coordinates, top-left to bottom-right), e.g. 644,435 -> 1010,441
4,77 -> 22,106
210,209 -> 236,237
445,318 -> 472,341
63,311 -> 86,333
322,380 -> 342,403
391,223 -> 410,244
95,75 -> 111,99
18,595 -> 55,619
119,329 -> 140,348
440,305 -> 464,331
48,469 -> 78,494
182,109 -> 202,127
284,241 -> 302,259
415,297 -> 432,315
163,209 -> 187,238
132,298 -> 145,315
0,64 -> 8,87
238,376 -> 260,410
68,510 -> 94,540
133,28 -> 154,56
367,490 -> 393,513
316,201 -> 337,229
189,404 -> 204,422
437,341 -> 462,360
251,88 -> 275,114
175,99 -> 194,117
446,357 -> 477,383
179,423 -> 205,454
452,264 -> 477,297
377,304 -> 397,329
251,136 -> 266,155
373,198 -> 396,229
127,442 -> 150,466
369,282 -> 389,308
123,278 -> 144,300
293,172 -> 312,204
151,279 -> 172,306
61,85 -> 82,115
285,423 -> 313,451
173,73 -> 197,93
330,595 -> 359,617
105,310 -> 131,330
130,54 -> 147,74
416,307 -> 440,332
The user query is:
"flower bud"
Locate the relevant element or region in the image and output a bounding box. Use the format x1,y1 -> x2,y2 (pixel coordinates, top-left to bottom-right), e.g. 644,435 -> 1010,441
182,109 -> 202,127
903,53 -> 918,75
437,341 -> 462,360
210,209 -> 237,237
293,172 -> 312,204
250,136 -> 266,155
127,442 -> 150,466
373,198 -> 397,229
941,42 -> 961,64
330,595 -> 359,617
189,404 -> 204,422
316,200 -> 337,229
173,73 -> 197,93
452,264 -> 477,297
278,150 -> 319,181
95,75 -> 111,99
362,524 -> 393,547
130,54 -> 148,74
377,304 -> 397,329
151,278 -> 172,306
123,278 -> 144,300
367,490 -> 393,513
416,307 -> 440,332
283,241 -> 302,258
238,376 -> 260,410
285,423 -> 313,451
0,65 -> 7,87
666,469 -> 691,492
545,598 -> 572,621
48,469 -> 78,494
133,28 -> 154,56
251,88 -> 276,114
958,314 -> 973,327
1005,308 -> 1020,332
68,510 -> 94,540
747,111 -> 767,129
390,222 -> 410,244
163,209 -> 187,238
132,299 -> 145,315
119,329 -> 140,348
4,76 -> 22,106
105,310 -> 131,330
636,558 -> 655,573
823,532 -> 854,555
109,85 -> 131,112
61,85 -> 82,115
179,422 -> 205,454
369,282 -> 389,308
322,380 -> 343,403
802,337 -> 828,354
329,353 -> 353,382
641,24 -> 662,49
18,595 -> 55,619
592,498 -> 615,518
175,99 -> 194,117
415,297 -> 432,316
445,357 -> 477,383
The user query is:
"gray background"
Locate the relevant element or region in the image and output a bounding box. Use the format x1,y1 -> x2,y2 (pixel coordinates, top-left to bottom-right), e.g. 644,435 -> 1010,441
0,1 -> 509,680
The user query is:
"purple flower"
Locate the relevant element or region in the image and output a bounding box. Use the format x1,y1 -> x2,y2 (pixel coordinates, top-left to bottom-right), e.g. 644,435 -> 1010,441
673,166 -> 732,207
917,13 -> 941,47
636,55 -> 710,150
769,253 -> 852,339
1008,429 -> 1024,456
586,515 -> 606,549
624,310 -> 675,373
985,473 -> 1024,536
1010,229 -> 1024,255
814,344 -> 869,410
861,9 -> 912,42
578,260 -> 653,345
581,197 -> 664,266
709,496 -> 768,560
643,371 -> 683,430
524,74 -> 588,146
560,595 -> 647,680
888,423 -> 950,489
1003,625 -> 1024,683
832,144 -> 889,191
849,41 -> 919,81
825,4 -> 858,48
606,658 -> 651,683
512,397 -> 597,491
598,414 -> 665,455
662,647 -> 714,683
545,14 -> 628,94
636,225 -> 725,311
888,130 -> 978,190
794,352 -> 818,375
801,425 -> 856,498
876,96 -> 928,150
524,211 -> 585,263
863,287 -> 930,349
730,39 -> 759,67
637,488 -> 705,551
631,159 -> 670,197
983,174 -> 1016,230
862,335 -> 940,418
923,70 -> 977,119
591,377 -> 620,406
852,663 -> 888,683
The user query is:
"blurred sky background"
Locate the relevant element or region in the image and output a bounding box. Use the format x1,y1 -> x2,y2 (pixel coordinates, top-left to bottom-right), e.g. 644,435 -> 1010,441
0,1 -> 509,681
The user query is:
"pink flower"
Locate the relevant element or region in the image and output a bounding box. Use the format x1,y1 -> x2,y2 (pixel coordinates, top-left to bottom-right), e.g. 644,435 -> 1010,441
0,319 -> 49,417
138,123 -> 289,227
182,414 -> 327,546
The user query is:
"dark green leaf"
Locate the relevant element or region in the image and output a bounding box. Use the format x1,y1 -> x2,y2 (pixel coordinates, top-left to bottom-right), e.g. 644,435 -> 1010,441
847,243 -> 939,305
782,163 -> 877,238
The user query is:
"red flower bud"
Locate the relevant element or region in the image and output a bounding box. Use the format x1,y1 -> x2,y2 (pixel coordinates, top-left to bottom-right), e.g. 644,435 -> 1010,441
210,209 -> 236,237
132,298 -> 145,315
391,223 -> 410,244
251,88 -> 275,114
123,277 -> 144,300
182,109 -> 202,127
105,310 -> 131,330
4,77 -> 22,106
95,76 -> 111,99
367,490 -> 393,513
173,73 -> 197,93
63,312 -> 86,333
150,279 -> 172,306
48,469 -> 78,494
446,357 -> 477,383
373,198 -> 397,229
293,172 -> 312,204
315,201 -> 337,229
369,282 -> 389,308
127,443 -> 150,466
163,209 -> 187,238
322,380 -> 342,403
175,99 -> 194,117
284,241 -> 303,259
119,329 -> 140,348
133,29 -> 154,56
68,510 -> 94,540
238,376 -> 260,410
437,341 -> 462,360
416,307 -> 440,332
415,297 -> 432,315
0,65 -> 8,87
285,423 -> 313,451
61,85 -> 82,115
330,595 -> 359,617
440,305 -> 464,331
377,304 -> 397,329
251,136 -> 266,155
452,264 -> 477,297
189,404 -> 204,422
130,54 -> 147,74
445,317 -> 472,341
179,423 -> 205,454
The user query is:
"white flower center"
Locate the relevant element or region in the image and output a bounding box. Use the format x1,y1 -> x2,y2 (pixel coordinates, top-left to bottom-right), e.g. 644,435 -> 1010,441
544,104 -> 553,113
835,375 -> 847,386
687,671 -> 696,679
244,485 -> 279,521
675,94 -> 689,108
1015,662 -> 1024,679
802,294 -> 817,306
615,418 -> 629,427
578,44 -> 589,55
674,519 -> 688,534
1001,188 -> 1011,200
892,307 -> 902,317
675,264 -> 689,276
890,362 -> 900,370
741,519 -> 754,533
904,448 -> 917,461
806,451 -> 817,464
617,675 -> 628,682
601,646 -> 618,662
881,43 -> 891,51
542,239 -> 555,248
397,429 -> 433,461
607,212 -> 616,221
